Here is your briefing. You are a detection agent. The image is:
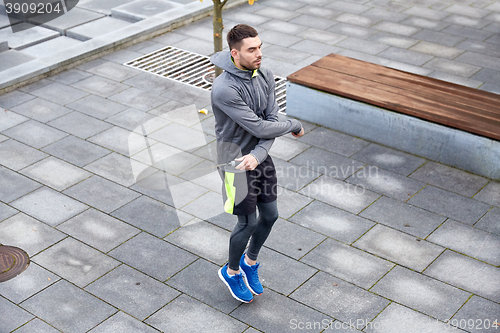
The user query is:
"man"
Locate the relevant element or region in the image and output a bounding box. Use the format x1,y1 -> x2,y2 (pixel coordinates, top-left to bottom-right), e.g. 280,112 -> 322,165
210,24 -> 304,303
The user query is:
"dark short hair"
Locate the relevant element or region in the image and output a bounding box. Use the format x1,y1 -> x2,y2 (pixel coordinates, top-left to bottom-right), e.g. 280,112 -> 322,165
227,24 -> 258,50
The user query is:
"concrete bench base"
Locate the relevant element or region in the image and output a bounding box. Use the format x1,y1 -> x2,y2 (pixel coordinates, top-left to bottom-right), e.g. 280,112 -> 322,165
286,82 -> 500,180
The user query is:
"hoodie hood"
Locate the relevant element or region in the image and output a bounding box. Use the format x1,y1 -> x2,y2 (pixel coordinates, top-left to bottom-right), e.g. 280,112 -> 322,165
210,51 -> 254,80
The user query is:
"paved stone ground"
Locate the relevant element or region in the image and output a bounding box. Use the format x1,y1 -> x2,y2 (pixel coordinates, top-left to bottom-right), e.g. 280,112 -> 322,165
0,0 -> 500,332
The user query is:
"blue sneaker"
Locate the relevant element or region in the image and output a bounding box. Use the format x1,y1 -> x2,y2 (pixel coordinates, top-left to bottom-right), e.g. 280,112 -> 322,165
239,254 -> 263,295
218,264 -> 253,303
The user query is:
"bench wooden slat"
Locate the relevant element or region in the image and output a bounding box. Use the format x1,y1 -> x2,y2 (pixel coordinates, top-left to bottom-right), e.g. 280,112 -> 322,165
290,66 -> 500,141
287,54 -> 500,141
312,54 -> 500,118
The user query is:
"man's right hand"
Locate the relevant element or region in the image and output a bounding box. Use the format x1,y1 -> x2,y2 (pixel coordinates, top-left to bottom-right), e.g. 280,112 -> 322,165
292,127 -> 304,138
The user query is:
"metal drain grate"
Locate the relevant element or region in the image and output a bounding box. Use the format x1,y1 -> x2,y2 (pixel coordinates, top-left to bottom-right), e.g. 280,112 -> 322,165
124,46 -> 288,114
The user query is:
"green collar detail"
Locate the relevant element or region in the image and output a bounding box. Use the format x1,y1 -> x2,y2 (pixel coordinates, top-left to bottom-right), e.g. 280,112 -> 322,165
231,56 -> 259,78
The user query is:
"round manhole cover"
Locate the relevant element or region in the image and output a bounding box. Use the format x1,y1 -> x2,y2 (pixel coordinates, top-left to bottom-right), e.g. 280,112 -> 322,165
0,246 -> 29,283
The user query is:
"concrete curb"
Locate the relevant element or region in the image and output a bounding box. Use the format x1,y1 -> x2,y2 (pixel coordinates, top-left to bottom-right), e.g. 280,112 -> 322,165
0,0 -> 248,95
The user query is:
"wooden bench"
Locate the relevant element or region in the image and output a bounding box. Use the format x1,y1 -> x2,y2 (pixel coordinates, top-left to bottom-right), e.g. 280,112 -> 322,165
286,54 -> 500,180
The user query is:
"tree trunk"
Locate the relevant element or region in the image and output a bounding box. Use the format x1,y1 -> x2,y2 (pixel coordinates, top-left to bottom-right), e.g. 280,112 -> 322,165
213,0 -> 224,77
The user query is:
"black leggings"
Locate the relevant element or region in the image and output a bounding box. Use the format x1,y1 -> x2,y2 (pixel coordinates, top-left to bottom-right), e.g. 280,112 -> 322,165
228,200 -> 279,271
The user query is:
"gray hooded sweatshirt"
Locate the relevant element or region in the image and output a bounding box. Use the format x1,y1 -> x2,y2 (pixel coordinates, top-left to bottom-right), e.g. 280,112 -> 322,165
210,50 -> 302,166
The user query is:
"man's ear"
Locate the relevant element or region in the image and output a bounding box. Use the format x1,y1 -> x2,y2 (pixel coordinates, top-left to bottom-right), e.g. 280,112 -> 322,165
230,49 -> 239,60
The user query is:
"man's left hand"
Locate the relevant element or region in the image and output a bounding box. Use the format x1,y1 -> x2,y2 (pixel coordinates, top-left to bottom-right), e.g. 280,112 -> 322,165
235,155 -> 258,171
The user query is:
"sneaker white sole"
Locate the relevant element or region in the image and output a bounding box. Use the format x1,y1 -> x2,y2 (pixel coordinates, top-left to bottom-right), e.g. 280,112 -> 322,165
239,266 -> 263,295
218,267 -> 253,303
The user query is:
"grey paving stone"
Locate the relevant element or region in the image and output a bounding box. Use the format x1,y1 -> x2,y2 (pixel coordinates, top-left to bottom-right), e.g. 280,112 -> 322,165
424,250 -> 500,303
299,175 -> 380,214
3,119 -> 68,149
223,9 -> 273,26
257,57 -> 302,77
148,123 -> 214,152
88,311 -> 158,333
367,0 -> 411,12
58,208 -> 140,252
0,262 -> 60,304
150,30 -> 188,45
402,6 -> 451,20
0,166 -> 41,203
179,190 -> 235,230
121,73 -> 176,95
20,280 -> 117,333
362,7 -> 409,22
109,231 -> 196,281
109,87 -> 170,112
255,6 -> 301,20
274,187 -> 312,219
409,41 -> 465,59
364,302 -> 460,332
0,297 -> 34,332
289,14 -> 337,30
85,152 -> 156,187
77,0 -> 136,15
164,220 -> 230,264
428,71 -> 483,87
325,0 -> 370,14
66,17 -> 131,41
159,83 -> 211,109
13,318 -> 61,333
412,29 -> 466,47
444,25 -> 494,42
299,127 -> 370,157
409,185 -> 491,224
410,161 -> 489,197
86,61 -> 140,82
29,7 -> 104,33
373,21 -> 422,37
354,224 -> 445,271
290,200 -> 374,243
347,166 -> 426,201
475,207 -> 500,236
0,139 -> 48,171
18,78 -> 54,93
106,108 -> 165,133
428,219 -> 500,265
337,49 -> 389,66
111,0 -> 180,22
11,97 -> 72,123
0,213 -> 65,257
66,95 -> 128,120
166,258 -> 242,313
88,126 -> 153,156
273,157 -> 321,192
41,135 -> 110,167
336,36 -> 389,54
47,111 -> 113,139
30,81 -> 89,106
21,156 -> 92,191
71,75 -> 130,98
10,187 -> 88,226
264,44 -> 312,63
172,19 -> 215,43
445,4 -> 490,18
401,16 -> 451,31
335,12 -> 380,27
0,23 -> 59,50
0,49 -> 35,71
33,237 -> 120,287
0,90 -> 35,109
456,39 -> 500,59
378,46 -> 434,65
479,83 -> 500,94
64,175 -> 140,213
259,19 -> 310,35
451,296 -> 500,332
351,143 -> 426,176
267,136 -> 310,161
328,23 -> 378,38
0,201 -> 17,221
262,218 -> 326,259
291,271 -> 389,323
131,169 -> 209,209
170,36 -> 215,56
0,134 -> 6,143
101,49 -> 142,64
76,58 -> 108,71
456,51 -> 500,71
20,36 -> 82,58
424,57 -> 481,77
157,104 -> 207,129
361,196 -> 446,238
231,288 -> 330,333
146,293 -> 247,333
263,0 -> 307,10
371,265 -> 470,321
483,22 -> 500,33
0,110 -> 29,133
111,195 -> 190,237
177,161 -> 221,194
443,14 -> 490,29
296,5 -> 341,19
257,246 -> 318,296
85,264 -> 179,320
471,68 -> 500,85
